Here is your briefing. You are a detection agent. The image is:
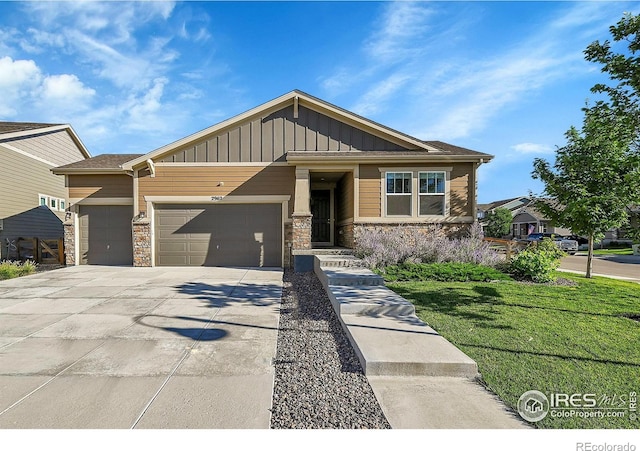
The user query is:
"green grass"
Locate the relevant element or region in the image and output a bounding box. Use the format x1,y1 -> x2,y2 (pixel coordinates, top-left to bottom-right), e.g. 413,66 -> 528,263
0,260 -> 37,280
386,272 -> 640,429
592,248 -> 634,256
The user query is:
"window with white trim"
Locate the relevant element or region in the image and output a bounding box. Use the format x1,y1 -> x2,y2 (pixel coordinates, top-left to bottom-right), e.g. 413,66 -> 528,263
419,172 -> 445,216
38,194 -> 66,212
385,172 -> 412,216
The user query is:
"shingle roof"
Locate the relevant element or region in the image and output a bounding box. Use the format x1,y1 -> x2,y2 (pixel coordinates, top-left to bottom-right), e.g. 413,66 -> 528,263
422,141 -> 491,157
55,153 -> 143,171
0,122 -> 63,135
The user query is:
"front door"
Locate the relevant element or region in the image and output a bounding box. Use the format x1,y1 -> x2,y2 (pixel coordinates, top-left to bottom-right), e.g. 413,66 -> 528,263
311,189 -> 331,244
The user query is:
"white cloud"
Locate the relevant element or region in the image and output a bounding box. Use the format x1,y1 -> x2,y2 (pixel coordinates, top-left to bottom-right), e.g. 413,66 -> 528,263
511,143 -> 554,155
351,73 -> 412,116
0,56 -> 42,116
365,2 -> 435,63
41,74 -> 96,110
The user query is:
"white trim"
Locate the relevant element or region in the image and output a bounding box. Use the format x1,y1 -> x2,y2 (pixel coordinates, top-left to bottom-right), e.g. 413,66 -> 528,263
380,168 -> 453,219
383,171 -> 413,217
353,165 -> 360,220
38,193 -> 66,212
2,143 -> 59,167
70,197 -> 134,206
287,154 -> 490,164
146,159 -> 155,177
418,171 -> 447,217
73,205 -> 79,266
355,216 -> 474,224
378,166 -> 453,173
133,170 -> 139,215
153,162 -> 289,167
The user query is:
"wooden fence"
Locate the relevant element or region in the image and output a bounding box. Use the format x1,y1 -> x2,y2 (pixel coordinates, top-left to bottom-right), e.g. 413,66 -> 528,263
15,238 -> 64,265
483,237 -> 528,259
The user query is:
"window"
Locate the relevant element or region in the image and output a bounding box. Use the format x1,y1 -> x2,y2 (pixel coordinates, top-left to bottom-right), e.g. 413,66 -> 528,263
38,194 -> 66,211
419,172 -> 445,216
386,172 -> 412,216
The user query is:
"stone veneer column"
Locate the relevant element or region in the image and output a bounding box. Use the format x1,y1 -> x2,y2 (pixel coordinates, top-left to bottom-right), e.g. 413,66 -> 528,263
292,214 -> 312,251
132,221 -> 151,267
63,222 -> 75,265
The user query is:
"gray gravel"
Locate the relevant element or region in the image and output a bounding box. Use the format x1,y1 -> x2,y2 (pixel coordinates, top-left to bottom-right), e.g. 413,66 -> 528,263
270,270 -> 391,429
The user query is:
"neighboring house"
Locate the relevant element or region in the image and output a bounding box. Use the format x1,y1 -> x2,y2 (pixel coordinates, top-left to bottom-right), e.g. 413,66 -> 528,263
53,90 -> 493,268
511,204 -> 572,239
0,122 -> 91,259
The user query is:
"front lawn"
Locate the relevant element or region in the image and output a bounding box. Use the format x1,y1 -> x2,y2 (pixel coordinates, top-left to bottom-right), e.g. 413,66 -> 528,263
592,248 -> 634,256
386,272 -> 640,428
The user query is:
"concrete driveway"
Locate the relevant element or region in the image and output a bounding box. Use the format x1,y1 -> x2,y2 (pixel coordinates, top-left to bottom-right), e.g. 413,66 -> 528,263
0,265 -> 282,429
559,254 -> 640,283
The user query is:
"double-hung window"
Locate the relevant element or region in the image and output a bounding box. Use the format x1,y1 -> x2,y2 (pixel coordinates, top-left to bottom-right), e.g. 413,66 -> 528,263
385,172 -> 412,216
419,172 -> 445,216
381,168 -> 451,219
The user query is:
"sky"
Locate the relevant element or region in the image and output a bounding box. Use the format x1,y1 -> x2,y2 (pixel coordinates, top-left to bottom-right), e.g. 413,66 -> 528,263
0,1 -> 637,203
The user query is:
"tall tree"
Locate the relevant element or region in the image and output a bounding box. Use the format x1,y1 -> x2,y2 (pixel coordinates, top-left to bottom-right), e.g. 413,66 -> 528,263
532,104 -> 640,277
484,208 -> 513,238
532,13 -> 640,278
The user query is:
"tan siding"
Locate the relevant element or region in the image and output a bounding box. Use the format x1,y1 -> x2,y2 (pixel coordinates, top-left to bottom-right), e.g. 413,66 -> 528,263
358,164 -> 381,217
68,174 -> 133,199
4,129 -> 86,166
138,165 -> 295,216
337,172 -> 354,222
0,145 -> 67,220
450,163 -> 471,216
158,105 -> 410,163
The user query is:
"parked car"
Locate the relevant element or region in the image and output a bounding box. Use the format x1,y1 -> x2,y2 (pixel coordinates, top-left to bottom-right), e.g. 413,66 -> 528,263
525,233 -> 578,255
565,235 -> 589,246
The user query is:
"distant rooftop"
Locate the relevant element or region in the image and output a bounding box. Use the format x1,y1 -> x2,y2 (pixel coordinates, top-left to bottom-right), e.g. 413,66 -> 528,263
55,153 -> 143,171
0,122 -> 63,135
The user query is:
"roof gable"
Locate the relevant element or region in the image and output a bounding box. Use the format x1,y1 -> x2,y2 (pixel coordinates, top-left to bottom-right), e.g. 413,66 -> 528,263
123,90 -> 442,169
0,122 -> 91,165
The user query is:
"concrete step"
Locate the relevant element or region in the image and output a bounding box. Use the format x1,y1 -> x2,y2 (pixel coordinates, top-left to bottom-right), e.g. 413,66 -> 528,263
317,267 -> 385,286
305,248 -> 355,256
314,254 -> 366,268
341,314 -> 478,377
325,285 -> 416,316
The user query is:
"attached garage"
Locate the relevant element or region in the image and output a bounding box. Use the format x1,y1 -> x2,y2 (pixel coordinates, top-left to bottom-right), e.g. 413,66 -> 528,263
78,205 -> 133,265
154,203 -> 282,267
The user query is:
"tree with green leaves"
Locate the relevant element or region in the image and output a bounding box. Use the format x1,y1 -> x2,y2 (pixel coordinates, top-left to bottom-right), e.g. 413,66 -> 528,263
532,13 -> 640,278
484,207 -> 513,238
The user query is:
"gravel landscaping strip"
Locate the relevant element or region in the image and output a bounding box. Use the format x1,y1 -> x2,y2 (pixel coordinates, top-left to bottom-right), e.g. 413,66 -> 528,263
270,270 -> 391,429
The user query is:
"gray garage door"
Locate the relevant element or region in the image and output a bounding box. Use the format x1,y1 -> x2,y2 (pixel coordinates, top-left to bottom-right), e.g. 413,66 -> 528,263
155,203 -> 282,267
78,205 -> 133,265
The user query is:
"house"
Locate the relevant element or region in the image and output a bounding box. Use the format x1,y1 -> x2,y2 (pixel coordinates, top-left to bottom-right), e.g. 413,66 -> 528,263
477,196 -> 530,220
510,204 -> 572,239
52,90 -> 493,268
0,122 -> 91,259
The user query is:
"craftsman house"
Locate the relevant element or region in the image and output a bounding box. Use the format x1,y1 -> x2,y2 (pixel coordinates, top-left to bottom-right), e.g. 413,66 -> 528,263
53,90 -> 493,268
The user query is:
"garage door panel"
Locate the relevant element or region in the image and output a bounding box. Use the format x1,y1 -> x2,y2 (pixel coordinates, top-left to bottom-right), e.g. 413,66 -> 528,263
79,205 -> 133,265
155,203 -> 281,267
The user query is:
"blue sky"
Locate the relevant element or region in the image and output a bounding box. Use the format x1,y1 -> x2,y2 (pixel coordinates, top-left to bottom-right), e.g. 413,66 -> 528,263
0,1 -> 637,203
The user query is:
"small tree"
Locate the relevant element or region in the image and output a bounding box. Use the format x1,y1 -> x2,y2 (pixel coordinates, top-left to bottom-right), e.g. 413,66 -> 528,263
484,208 -> 513,238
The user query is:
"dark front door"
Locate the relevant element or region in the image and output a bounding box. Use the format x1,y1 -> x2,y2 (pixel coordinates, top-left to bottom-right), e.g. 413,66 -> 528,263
311,190 -> 331,244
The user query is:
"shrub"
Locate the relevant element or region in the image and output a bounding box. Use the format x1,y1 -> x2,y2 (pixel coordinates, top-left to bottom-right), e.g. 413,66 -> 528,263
381,262 -> 512,282
508,238 -> 564,283
354,223 -> 502,269
0,260 -> 37,280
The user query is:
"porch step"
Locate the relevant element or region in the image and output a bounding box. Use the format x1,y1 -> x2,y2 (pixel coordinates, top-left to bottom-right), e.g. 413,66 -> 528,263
292,248 -> 354,256
314,254 -> 365,268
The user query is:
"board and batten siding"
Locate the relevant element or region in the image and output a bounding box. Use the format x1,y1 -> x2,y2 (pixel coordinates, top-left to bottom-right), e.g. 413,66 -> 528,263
137,165 -> 295,215
0,145 -> 67,258
159,105 -> 410,164
357,163 -> 472,219
1,129 -> 86,167
68,174 -> 134,200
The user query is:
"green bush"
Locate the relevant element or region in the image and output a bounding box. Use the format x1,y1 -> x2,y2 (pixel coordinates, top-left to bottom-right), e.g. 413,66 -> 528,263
380,262 -> 512,283
508,238 -> 564,283
0,260 -> 37,280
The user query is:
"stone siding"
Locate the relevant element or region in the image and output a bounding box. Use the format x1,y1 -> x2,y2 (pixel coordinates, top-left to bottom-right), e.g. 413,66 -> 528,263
132,221 -> 151,267
292,214 -> 312,251
63,222 -> 75,265
337,222 -> 354,248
